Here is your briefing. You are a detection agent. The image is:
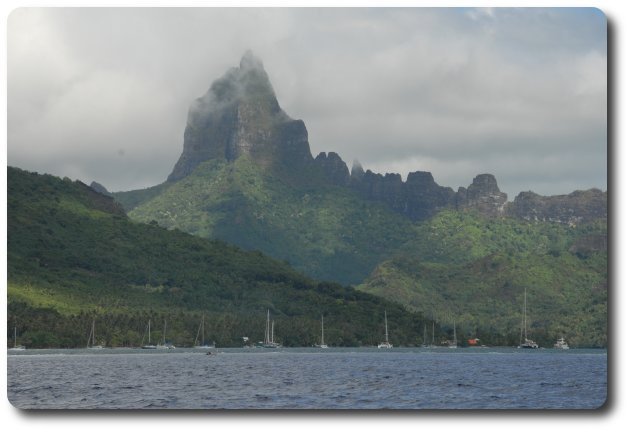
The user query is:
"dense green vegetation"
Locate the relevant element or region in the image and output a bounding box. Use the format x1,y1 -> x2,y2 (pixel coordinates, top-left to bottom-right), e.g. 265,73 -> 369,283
123,156 -> 415,285
115,155 -> 607,348
7,167 -> 434,348
111,181 -> 171,211
8,163 -> 607,349
357,210 -> 607,347
99,53 -> 607,349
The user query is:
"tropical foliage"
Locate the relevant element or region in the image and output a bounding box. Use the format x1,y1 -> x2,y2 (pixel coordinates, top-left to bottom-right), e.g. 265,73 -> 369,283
7,167 -> 433,348
357,210 -> 607,347
123,156 -> 415,285
117,156 -> 607,348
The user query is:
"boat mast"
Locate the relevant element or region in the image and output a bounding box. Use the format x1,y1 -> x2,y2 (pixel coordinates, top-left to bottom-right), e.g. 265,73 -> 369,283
148,319 -> 151,345
14,327 -> 17,348
520,288 -> 528,343
453,321 -> 456,346
423,324 -> 427,346
92,320 -> 96,346
321,315 -> 325,345
384,310 -> 389,344
163,320 -> 167,345
87,322 -> 91,348
271,320 -> 275,344
87,320 -> 95,348
524,288 -> 528,341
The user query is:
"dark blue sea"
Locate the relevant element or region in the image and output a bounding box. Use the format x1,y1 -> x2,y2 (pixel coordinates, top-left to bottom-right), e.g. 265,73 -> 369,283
7,347 -> 607,409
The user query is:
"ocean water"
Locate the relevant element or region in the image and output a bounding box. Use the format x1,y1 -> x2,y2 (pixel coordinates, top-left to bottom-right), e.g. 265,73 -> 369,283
7,347 -> 607,409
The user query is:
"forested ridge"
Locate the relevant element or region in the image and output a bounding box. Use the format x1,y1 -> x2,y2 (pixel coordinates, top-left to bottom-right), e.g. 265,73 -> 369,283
7,167 -> 434,348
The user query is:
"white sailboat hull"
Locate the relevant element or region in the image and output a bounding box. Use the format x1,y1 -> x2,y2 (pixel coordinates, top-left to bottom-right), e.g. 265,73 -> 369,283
8,346 -> 26,351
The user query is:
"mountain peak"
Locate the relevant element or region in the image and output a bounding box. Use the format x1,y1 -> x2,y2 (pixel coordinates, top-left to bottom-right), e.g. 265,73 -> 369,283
455,173 -> 508,217
205,50 -> 276,107
167,53 -> 313,182
239,49 -> 264,71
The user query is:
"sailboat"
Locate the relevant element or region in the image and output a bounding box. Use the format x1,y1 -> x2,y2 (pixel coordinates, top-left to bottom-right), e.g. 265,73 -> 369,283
141,319 -> 157,349
193,314 -> 215,349
518,288 -> 539,349
314,315 -> 328,348
377,310 -> 393,349
255,309 -> 281,348
87,319 -> 104,349
8,326 -> 26,351
421,324 -> 428,348
422,322 -> 438,348
428,322 -> 438,348
157,319 -> 175,349
448,322 -> 457,348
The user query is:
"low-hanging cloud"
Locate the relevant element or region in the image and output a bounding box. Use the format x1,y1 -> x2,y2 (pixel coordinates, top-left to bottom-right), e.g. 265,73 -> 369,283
7,7 -> 607,199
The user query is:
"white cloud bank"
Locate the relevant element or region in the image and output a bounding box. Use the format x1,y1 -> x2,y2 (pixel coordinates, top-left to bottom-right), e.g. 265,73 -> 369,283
7,7 -> 607,199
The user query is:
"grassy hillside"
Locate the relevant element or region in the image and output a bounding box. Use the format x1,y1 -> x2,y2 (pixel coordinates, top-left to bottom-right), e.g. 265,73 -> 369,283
7,167 -> 433,348
357,210 -> 607,347
121,156 -> 415,285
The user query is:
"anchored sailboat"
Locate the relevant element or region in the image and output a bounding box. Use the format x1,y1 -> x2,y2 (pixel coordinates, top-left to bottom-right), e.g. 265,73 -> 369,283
429,322 -> 438,348
422,324 -> 428,348
8,326 -> 25,351
314,315 -> 328,348
448,322 -> 457,348
256,309 -> 281,348
377,310 -> 393,349
157,319 -> 175,349
422,322 -> 438,348
518,288 -> 539,349
193,314 -> 215,349
141,319 -> 157,349
87,319 -> 104,349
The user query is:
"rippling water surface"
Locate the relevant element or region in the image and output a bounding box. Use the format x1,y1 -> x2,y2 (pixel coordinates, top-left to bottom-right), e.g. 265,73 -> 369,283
7,348 -> 607,409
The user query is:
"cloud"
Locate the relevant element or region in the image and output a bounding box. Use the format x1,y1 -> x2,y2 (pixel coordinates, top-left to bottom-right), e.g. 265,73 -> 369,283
7,8 -> 607,198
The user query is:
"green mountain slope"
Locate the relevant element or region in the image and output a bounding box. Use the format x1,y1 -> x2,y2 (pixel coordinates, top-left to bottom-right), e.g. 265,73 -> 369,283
110,51 -> 440,285
357,210 -> 607,347
119,159 -> 607,347
7,167 -> 431,348
104,52 -> 606,348
123,156 -> 415,285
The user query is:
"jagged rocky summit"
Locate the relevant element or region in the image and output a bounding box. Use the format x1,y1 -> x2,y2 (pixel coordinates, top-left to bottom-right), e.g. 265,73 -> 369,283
160,51 -> 518,221
112,51 -> 605,225
168,50 -> 312,181
348,168 -> 508,220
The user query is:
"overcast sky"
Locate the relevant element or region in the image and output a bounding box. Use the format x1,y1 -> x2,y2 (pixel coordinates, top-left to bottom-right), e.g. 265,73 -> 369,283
7,7 -> 606,199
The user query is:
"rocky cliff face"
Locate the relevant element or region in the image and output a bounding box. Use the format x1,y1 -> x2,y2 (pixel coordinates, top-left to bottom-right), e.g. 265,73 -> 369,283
405,171 -> 457,220
507,189 -> 607,225
159,52 -> 605,225
454,174 -> 508,218
314,152 -> 350,186
168,51 -> 314,181
348,168 -> 510,221
350,169 -> 456,220
89,181 -> 111,196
